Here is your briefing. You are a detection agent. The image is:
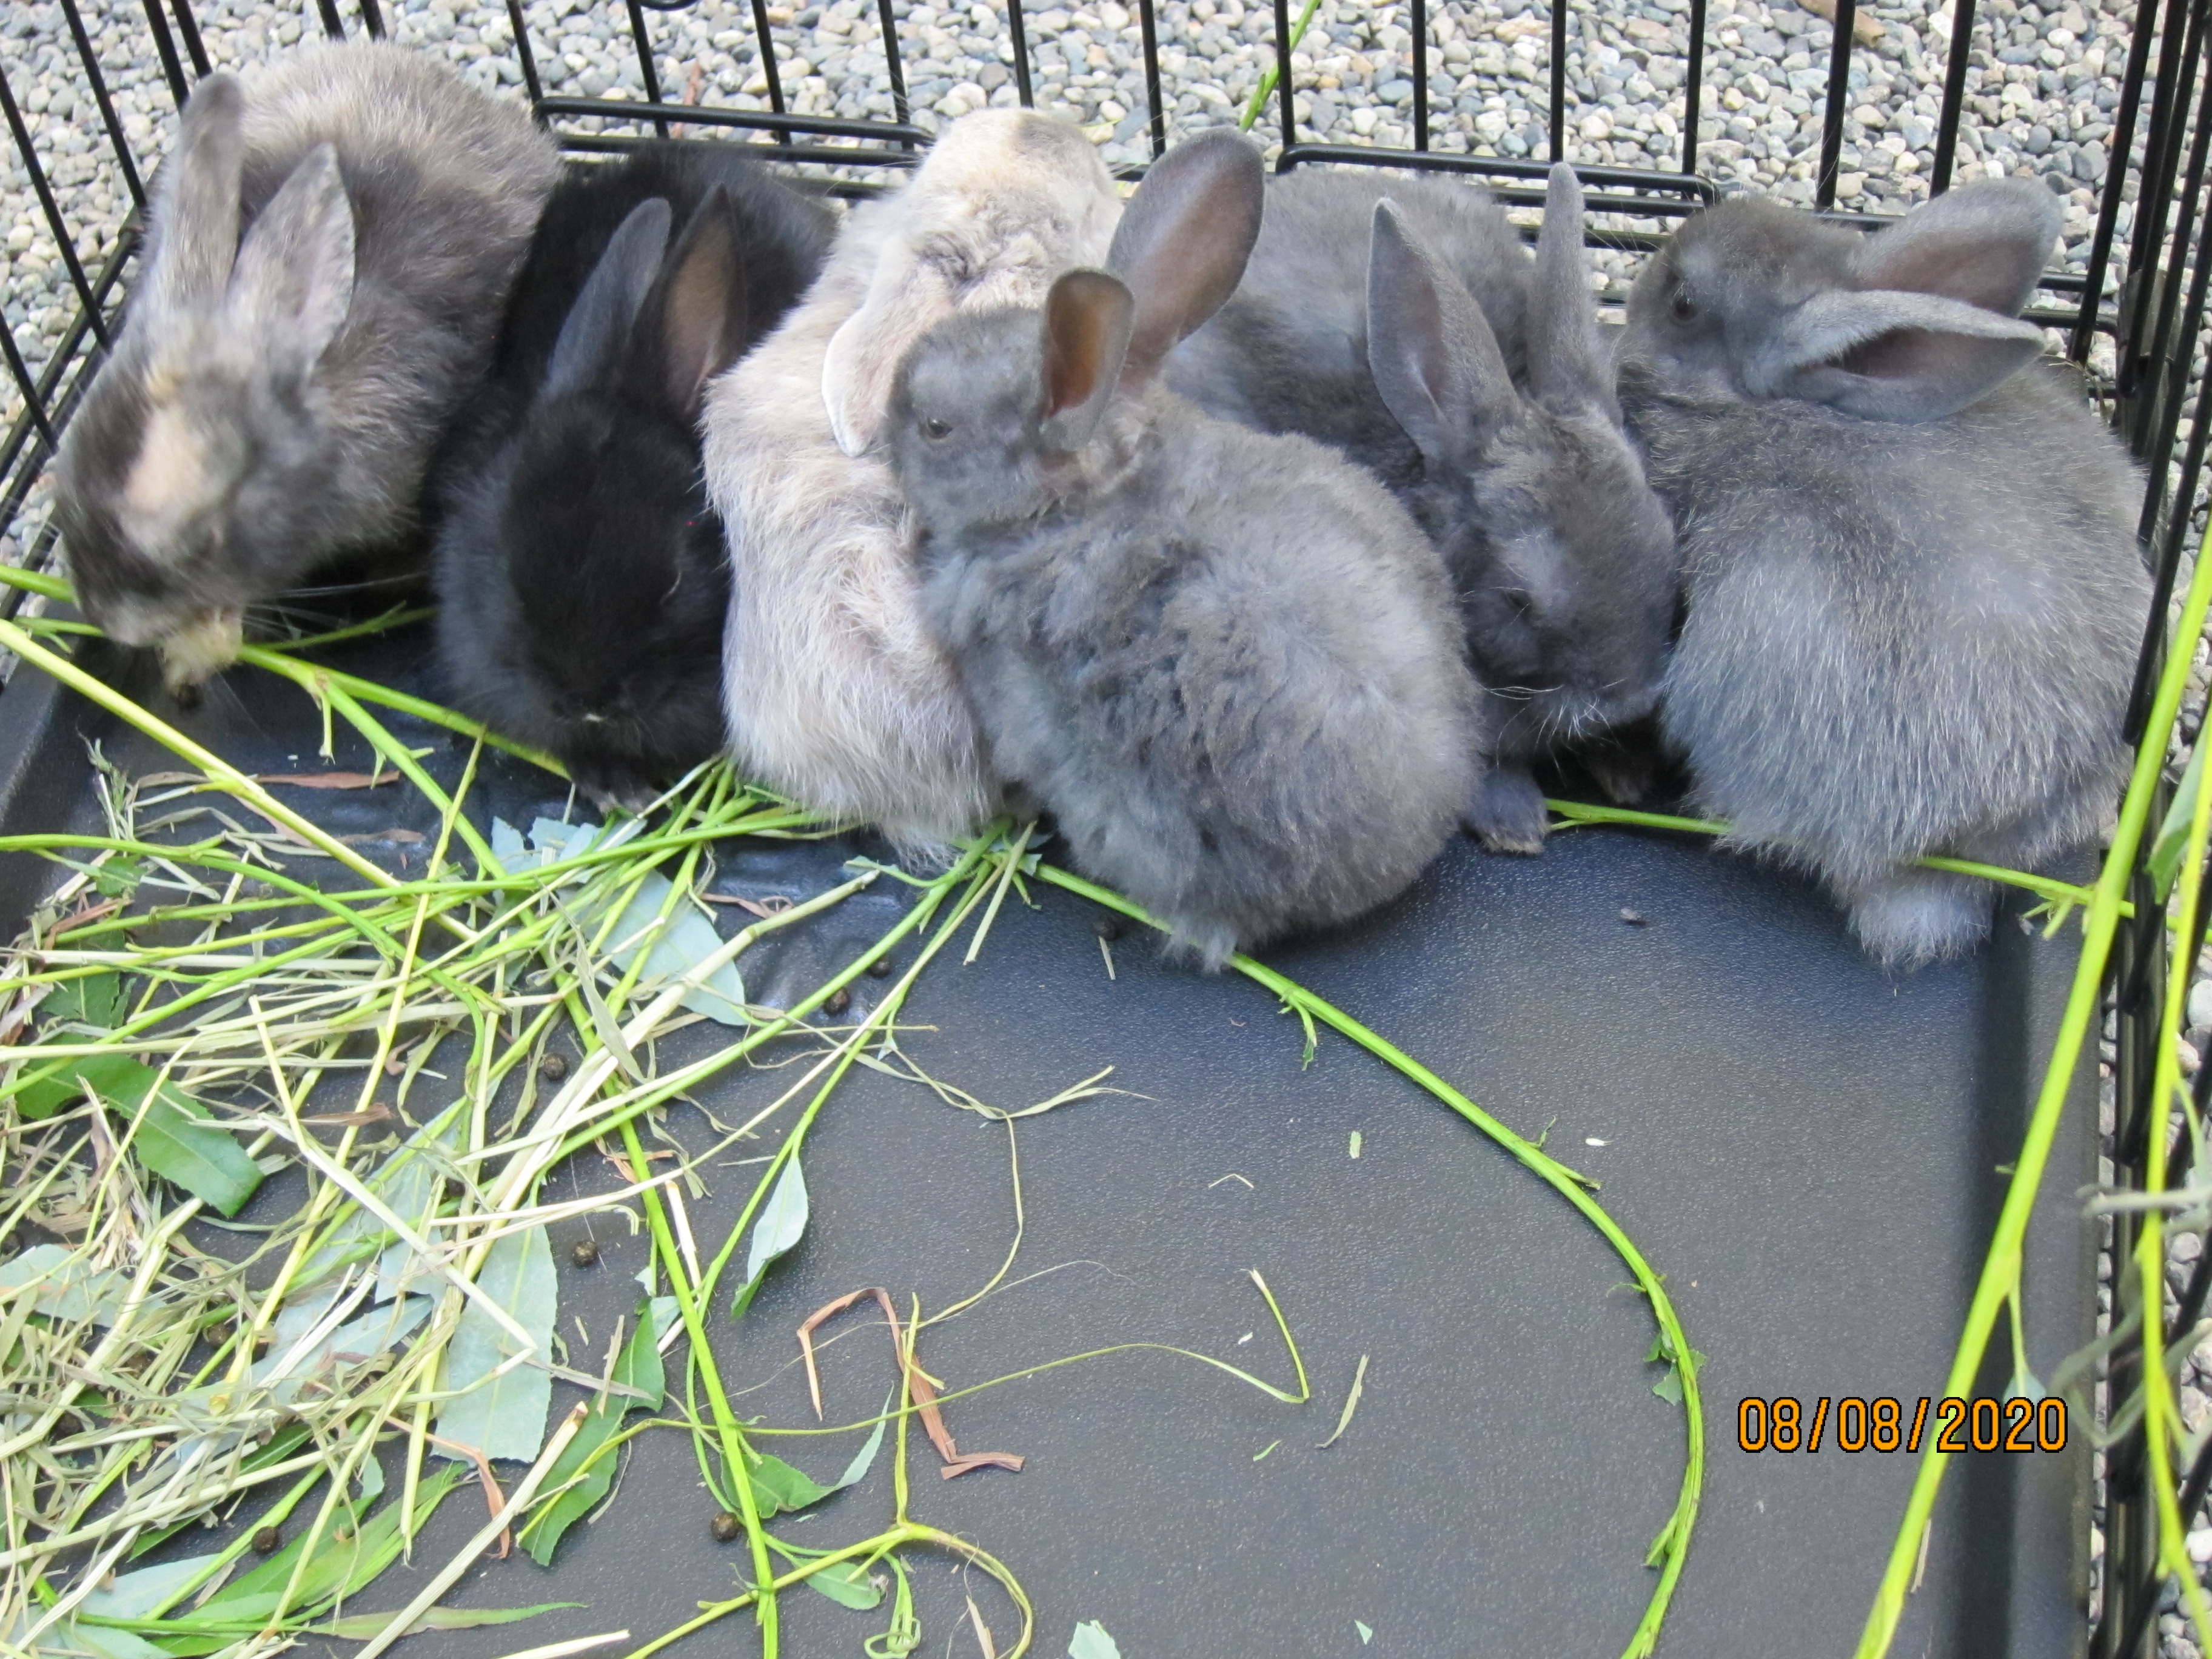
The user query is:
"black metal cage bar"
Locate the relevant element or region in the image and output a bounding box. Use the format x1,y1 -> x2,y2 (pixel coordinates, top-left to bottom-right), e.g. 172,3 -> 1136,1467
3,0 -> 2212,1643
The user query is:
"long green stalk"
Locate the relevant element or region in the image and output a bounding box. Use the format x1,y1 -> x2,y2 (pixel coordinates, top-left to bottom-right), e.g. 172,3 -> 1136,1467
1032,862 -> 1701,1659
1855,525 -> 2212,1656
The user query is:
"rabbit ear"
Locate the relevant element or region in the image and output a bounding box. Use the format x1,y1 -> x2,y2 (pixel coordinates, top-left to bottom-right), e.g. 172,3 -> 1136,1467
1851,178 -> 2059,318
1366,198 -> 1520,467
546,196 -> 674,400
631,189 -> 748,415
1757,286 -> 2048,421
224,145 -> 356,375
824,243 -> 959,455
144,73 -> 246,317
1039,269 -> 1136,452
1528,163 -> 1618,420
1107,130 -> 1262,386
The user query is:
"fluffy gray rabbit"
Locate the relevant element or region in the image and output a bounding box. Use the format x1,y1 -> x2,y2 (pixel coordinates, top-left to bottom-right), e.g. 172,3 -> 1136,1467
53,42 -> 558,692
1618,179 -> 2150,965
1171,165 -> 1677,853
1168,167 -> 1532,491
707,109 -> 1122,860
885,131 -> 1485,967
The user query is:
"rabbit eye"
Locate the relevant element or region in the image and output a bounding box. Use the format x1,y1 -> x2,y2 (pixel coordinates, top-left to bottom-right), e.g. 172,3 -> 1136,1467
1668,290 -> 1698,324
921,417 -> 953,440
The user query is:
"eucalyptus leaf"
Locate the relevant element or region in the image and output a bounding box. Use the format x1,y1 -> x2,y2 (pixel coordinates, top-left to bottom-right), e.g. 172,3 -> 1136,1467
0,1243 -> 132,1325
80,1554 -> 226,1621
70,1621 -> 171,1659
437,1225 -> 557,1463
498,818 -> 748,1026
1068,1620 -> 1122,1659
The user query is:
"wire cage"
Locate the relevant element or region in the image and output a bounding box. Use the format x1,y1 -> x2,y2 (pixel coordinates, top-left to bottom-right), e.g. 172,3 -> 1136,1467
2,0 -> 2212,1646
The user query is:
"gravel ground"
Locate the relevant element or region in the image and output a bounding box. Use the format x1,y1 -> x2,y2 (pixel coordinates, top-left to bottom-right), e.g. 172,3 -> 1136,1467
4,0 -> 2212,1649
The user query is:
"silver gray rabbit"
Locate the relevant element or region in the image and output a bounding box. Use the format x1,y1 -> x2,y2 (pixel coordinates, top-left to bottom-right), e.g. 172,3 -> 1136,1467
1170,164 -> 1677,853
885,131 -> 1484,966
1618,179 -> 2150,965
53,42 -> 558,692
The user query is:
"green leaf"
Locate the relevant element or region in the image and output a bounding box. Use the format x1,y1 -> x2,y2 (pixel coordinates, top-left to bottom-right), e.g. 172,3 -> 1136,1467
1356,1619 -> 1375,1644
91,856 -> 146,899
2153,737 -> 2210,899
521,1302 -> 669,1566
1652,1367 -> 1684,1406
47,970 -> 125,1025
746,1452 -> 834,1517
72,1621 -> 172,1659
1068,1621 -> 1122,1659
803,1559 -> 884,1611
437,1225 -> 557,1463
834,1408 -> 890,1490
196,1468 -> 461,1626
15,1051 -> 150,1122
130,1087 -> 263,1216
312,1603 -> 578,1639
731,1158 -> 808,1319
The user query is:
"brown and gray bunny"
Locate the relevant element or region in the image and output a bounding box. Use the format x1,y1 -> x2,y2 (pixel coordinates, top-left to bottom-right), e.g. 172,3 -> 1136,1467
885,132 -> 1484,966
53,42 -> 558,692
1170,165 -> 1677,853
1618,180 -> 2150,965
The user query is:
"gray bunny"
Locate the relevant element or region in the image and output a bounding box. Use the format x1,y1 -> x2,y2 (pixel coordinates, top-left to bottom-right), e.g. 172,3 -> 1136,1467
1618,179 -> 2150,965
885,131 -> 1485,967
53,43 -> 558,693
1171,165 -> 1678,853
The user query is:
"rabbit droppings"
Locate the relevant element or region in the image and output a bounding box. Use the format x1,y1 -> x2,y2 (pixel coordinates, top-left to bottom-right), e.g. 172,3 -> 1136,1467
432,146 -> 833,809
885,132 -> 1484,967
1619,180 -> 2150,966
1170,164 -> 1677,854
706,109 -> 1124,861
53,42 -> 559,694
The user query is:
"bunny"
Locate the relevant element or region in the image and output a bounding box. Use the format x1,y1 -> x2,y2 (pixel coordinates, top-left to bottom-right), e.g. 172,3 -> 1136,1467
431,146 -> 833,810
52,41 -> 558,695
1168,166 -> 1532,493
1171,166 -> 1678,853
883,131 -> 1485,967
1617,179 -> 2151,966
705,109 -> 1124,859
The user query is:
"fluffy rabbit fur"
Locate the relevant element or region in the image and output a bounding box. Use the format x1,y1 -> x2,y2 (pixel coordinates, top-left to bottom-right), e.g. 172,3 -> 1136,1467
432,147 -> 831,809
885,132 -> 1484,967
706,110 -> 1122,857
1618,180 -> 2150,965
53,42 -> 558,692
1172,166 -> 1677,853
1168,167 -> 1531,492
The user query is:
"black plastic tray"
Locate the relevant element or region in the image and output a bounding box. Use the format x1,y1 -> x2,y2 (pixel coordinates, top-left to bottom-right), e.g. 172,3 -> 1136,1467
0,627 -> 2096,1659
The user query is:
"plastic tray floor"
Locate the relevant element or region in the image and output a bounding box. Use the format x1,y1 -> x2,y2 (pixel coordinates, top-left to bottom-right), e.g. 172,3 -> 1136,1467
0,629 -> 2096,1659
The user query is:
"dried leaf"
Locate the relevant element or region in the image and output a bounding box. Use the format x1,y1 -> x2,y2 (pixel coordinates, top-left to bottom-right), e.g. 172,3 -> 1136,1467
252,771 -> 397,789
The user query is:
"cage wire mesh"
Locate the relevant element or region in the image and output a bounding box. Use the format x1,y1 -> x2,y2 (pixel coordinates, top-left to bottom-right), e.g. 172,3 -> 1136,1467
3,0 -> 2212,1646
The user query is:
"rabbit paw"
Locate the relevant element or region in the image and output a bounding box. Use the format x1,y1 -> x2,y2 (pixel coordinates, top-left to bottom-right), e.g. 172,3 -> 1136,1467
1465,766 -> 1549,855
1847,871 -> 1992,968
1581,745 -> 1660,807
